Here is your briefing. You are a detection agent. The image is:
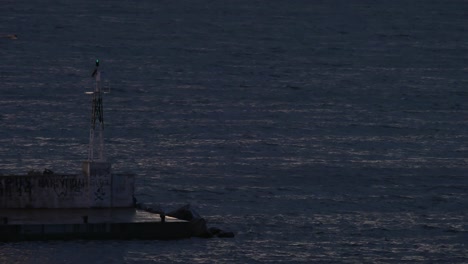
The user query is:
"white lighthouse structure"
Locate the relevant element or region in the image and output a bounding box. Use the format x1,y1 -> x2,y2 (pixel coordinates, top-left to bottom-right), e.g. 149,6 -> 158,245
0,60 -> 194,241
82,59 -> 115,207
0,60 -> 135,209
87,59 -> 105,161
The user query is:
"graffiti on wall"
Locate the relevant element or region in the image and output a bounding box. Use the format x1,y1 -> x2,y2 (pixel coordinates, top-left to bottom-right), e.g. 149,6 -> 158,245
0,177 -> 32,198
86,162 -> 112,203
0,172 -> 133,208
90,177 -> 110,201
0,175 -> 87,199
38,176 -> 87,197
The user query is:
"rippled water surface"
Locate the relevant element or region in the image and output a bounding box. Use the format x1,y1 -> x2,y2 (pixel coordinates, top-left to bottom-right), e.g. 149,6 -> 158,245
1,0 -> 468,263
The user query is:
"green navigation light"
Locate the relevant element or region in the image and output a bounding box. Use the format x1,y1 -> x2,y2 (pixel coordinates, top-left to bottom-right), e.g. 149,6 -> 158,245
96,59 -> 100,67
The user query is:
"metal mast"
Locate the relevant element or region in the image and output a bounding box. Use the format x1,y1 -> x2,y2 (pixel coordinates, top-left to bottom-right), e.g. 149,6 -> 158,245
87,59 -> 105,161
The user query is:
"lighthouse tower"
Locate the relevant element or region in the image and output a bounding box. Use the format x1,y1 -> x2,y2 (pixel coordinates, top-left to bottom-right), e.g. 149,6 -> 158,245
82,59 -> 112,207
87,59 -> 105,161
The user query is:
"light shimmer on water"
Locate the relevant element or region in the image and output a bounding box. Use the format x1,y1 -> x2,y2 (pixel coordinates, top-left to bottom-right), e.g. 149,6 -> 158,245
1,0 -> 468,263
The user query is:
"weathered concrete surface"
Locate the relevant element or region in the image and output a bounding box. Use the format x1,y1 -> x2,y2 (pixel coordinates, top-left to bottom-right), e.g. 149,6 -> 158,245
82,161 -> 112,207
110,174 -> 135,207
0,174 -> 89,208
0,208 -> 191,241
0,161 -> 134,208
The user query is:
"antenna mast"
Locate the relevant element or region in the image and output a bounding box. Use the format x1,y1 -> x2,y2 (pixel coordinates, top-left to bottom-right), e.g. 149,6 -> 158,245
87,59 -> 105,161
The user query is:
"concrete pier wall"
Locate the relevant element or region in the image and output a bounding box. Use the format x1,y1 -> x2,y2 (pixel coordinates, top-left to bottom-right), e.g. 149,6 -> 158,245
0,173 -> 134,209
83,161 -> 112,207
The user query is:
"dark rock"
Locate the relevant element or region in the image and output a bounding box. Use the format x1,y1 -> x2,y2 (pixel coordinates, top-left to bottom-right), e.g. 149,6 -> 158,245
167,204 -> 200,221
217,231 -> 235,238
208,227 -> 222,235
43,169 -> 54,175
138,203 -> 235,239
208,227 -> 235,238
167,205 -> 211,237
190,218 -> 211,238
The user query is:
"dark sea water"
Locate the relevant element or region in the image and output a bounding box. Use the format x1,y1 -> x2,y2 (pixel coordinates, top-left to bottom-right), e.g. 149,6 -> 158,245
1,0 -> 468,263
